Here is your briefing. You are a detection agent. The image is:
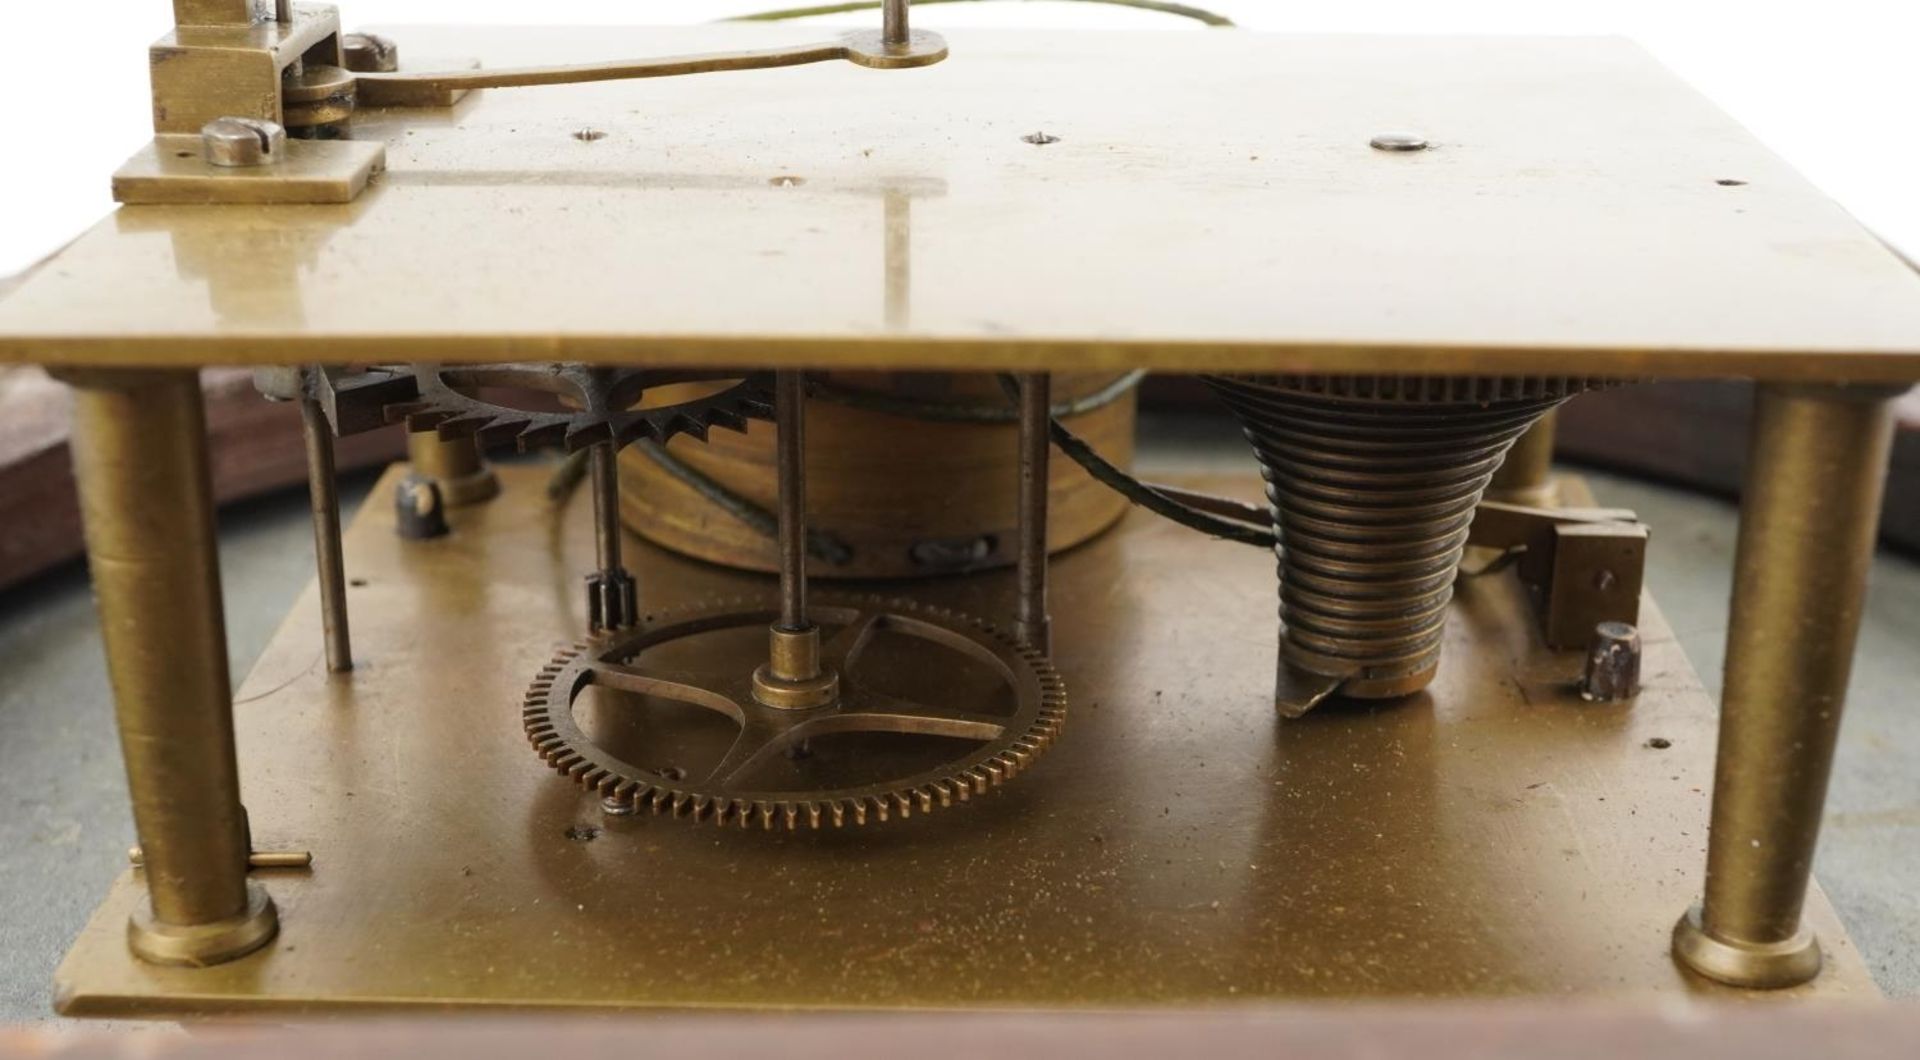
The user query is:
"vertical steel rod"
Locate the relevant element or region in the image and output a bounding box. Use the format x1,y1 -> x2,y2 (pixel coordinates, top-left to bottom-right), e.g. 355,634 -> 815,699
1015,372 -> 1052,651
591,443 -> 622,576
65,369 -> 278,966
883,0 -> 911,45
585,442 -> 636,633
276,0 -> 293,24
775,370 -> 809,632
1672,382 -> 1902,988
1486,409 -> 1559,507
755,372 -> 834,701
300,397 -> 352,673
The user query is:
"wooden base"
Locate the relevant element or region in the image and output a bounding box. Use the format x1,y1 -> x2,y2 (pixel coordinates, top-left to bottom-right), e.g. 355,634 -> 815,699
54,466 -> 1875,1014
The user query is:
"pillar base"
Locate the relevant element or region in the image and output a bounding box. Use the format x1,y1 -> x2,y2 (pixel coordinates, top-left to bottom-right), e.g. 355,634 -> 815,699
434,466 -> 501,507
1671,903 -> 1821,989
128,881 -> 278,968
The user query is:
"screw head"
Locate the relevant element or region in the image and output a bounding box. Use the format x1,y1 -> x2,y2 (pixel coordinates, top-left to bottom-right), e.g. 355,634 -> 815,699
342,32 -> 400,74
1369,132 -> 1430,153
201,116 -> 287,168
1580,621 -> 1642,702
394,475 -> 450,540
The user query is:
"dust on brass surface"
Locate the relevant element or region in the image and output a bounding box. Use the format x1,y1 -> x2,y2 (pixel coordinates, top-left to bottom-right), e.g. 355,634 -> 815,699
6,28 -> 1920,376
55,467 -> 1873,1013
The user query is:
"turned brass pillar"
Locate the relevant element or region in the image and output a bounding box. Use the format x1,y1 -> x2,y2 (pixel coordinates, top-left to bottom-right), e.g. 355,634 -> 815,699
1485,410 -> 1559,506
65,369 -> 278,967
406,433 -> 500,506
1672,382 -> 1902,988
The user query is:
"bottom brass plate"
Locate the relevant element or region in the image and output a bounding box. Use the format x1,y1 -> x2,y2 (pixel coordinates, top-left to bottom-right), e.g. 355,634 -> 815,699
54,467 -> 1873,1014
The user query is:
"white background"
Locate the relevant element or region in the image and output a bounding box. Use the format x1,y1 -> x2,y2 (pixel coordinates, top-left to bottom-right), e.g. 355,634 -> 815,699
2,1 -> 1915,278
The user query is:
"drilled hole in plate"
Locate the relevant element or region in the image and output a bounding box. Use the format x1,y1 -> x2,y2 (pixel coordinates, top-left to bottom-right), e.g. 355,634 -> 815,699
768,175 -> 806,188
573,128 -> 608,143
1715,178 -> 1747,187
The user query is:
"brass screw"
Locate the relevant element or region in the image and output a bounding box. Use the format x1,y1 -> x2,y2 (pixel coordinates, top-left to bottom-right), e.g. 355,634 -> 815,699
201,117 -> 286,168
342,33 -> 401,74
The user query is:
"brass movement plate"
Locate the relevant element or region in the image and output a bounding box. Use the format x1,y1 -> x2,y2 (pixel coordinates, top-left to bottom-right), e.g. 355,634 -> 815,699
54,467 -> 1873,1014
4,27 -> 1920,379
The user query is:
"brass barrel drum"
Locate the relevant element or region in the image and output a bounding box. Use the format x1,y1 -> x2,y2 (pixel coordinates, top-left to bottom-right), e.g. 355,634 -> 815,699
620,372 -> 1136,579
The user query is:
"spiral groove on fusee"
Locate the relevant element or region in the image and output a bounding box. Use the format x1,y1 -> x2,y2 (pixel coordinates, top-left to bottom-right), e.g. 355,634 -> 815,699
1205,375 -> 1602,713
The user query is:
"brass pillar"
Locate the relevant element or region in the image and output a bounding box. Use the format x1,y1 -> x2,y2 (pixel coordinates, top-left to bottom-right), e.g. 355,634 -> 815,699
406,433 -> 500,506
1485,410 -> 1558,506
1672,382 -> 1901,988
65,370 -> 278,967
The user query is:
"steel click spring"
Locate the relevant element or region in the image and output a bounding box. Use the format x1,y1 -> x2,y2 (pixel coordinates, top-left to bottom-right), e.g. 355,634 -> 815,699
1205,375 -> 1594,702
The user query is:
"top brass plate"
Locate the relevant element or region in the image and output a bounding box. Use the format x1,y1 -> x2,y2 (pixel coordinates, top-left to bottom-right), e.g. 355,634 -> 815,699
4,26 -> 1920,379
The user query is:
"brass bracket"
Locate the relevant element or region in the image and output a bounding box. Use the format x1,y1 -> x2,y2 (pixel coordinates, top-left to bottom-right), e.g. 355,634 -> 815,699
1468,500 -> 1648,648
113,3 -> 945,206
115,3 -> 387,206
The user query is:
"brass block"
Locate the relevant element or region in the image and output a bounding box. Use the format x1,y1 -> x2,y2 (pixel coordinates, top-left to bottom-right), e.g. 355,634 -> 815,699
150,6 -> 343,133
174,1 -> 256,26
52,467 -> 1875,1013
1541,521 -> 1649,648
114,135 -> 385,206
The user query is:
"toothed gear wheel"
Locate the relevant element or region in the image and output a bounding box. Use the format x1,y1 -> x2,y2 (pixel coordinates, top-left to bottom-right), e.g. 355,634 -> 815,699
385,363 -> 774,452
522,596 -> 1067,829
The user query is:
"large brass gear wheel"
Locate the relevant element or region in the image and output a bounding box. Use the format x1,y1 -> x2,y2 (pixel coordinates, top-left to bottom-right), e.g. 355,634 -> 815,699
384,363 -> 774,452
522,596 -> 1066,829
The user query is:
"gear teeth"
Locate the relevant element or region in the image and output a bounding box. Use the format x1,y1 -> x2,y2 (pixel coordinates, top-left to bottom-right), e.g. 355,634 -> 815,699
384,366 -> 775,456
433,414 -> 490,440
521,594 -> 1067,832
384,402 -> 433,427
561,420 -> 612,453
